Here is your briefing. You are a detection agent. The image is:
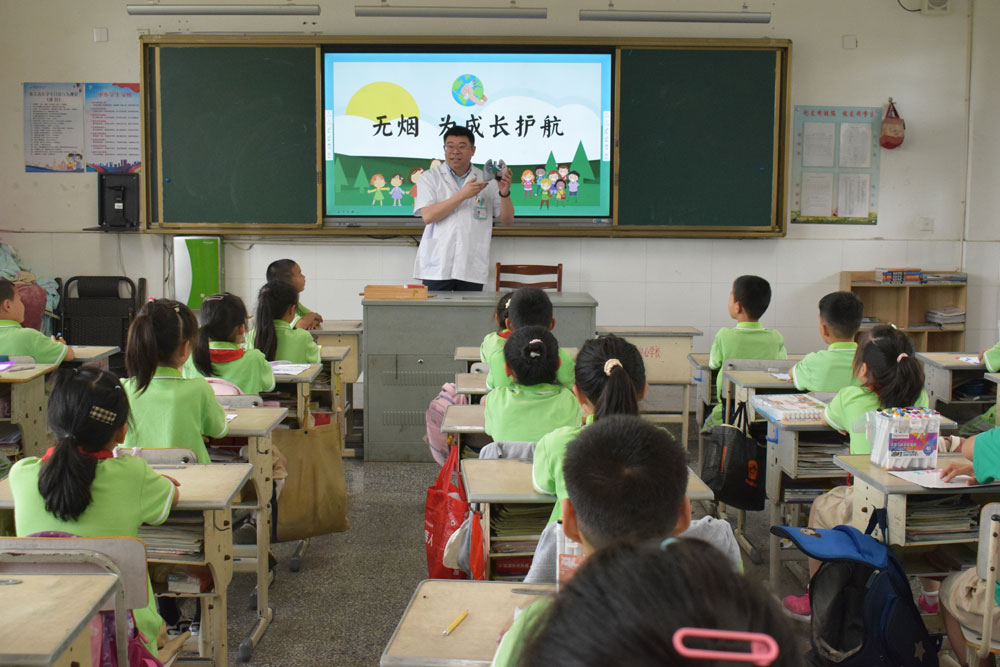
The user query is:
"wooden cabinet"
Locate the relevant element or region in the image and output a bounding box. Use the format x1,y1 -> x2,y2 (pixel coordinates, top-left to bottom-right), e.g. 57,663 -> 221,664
840,271 -> 967,352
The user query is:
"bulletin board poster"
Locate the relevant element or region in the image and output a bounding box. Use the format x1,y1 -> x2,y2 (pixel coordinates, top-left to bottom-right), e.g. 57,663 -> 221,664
791,106 -> 881,225
84,83 -> 141,173
323,52 -> 613,218
23,83 -> 85,172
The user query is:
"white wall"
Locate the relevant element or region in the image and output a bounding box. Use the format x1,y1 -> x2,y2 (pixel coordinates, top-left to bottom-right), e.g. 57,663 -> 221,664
1,0 -> 997,353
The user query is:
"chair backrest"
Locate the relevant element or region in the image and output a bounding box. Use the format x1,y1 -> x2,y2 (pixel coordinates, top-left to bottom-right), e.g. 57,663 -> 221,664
0,536 -> 149,609
136,447 -> 199,464
495,263 -> 563,292
59,276 -> 137,350
478,440 -> 536,461
206,377 -> 243,396
976,502 -> 1000,581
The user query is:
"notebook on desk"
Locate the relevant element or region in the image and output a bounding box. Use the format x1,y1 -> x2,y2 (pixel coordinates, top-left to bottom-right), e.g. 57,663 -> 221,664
751,393 -> 830,422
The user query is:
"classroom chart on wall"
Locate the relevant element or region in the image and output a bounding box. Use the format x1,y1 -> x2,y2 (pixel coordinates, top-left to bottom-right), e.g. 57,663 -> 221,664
322,51 -> 613,222
791,105 -> 880,224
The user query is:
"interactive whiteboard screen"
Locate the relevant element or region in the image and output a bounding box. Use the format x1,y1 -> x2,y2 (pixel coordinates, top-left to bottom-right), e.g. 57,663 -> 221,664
323,50 -> 613,221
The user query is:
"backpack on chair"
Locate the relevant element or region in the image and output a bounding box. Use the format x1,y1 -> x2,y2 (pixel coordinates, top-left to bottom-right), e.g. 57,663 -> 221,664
772,512 -> 939,666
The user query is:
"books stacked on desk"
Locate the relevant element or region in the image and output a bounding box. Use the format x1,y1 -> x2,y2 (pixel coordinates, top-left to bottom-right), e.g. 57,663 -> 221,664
875,267 -> 922,284
140,512 -> 204,558
752,393 -> 829,422
921,271 -> 967,284
905,496 -> 978,543
925,306 -> 966,329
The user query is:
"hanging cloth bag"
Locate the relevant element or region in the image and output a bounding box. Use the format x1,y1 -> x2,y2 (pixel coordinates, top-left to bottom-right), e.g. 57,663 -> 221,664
879,98 -> 905,149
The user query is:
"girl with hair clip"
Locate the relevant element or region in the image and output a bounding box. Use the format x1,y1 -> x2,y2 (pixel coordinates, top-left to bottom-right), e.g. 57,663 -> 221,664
121,299 -> 229,463
185,292 -> 275,395
532,334 -> 647,523
784,324 -> 930,620
482,326 -> 580,443
479,291 -> 512,364
514,539 -> 799,667
251,280 -> 320,363
9,366 -> 180,657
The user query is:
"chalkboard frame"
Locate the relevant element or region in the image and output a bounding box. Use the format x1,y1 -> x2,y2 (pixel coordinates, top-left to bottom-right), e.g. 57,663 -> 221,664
140,35 -> 790,238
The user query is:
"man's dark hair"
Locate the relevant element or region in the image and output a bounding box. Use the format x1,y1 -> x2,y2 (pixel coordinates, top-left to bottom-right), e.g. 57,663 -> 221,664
732,274 -> 772,320
563,415 -> 688,549
508,287 -> 553,329
818,291 -> 864,339
443,126 -> 476,146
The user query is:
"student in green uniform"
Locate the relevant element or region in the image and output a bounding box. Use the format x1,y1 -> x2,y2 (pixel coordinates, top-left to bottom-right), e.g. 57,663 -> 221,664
485,287 -> 575,389
514,539 -> 799,667
532,334 -> 647,523
482,326 -> 580,442
980,338 -> 1000,373
122,299 -> 229,463
9,366 -> 179,657
252,281 -> 321,363
266,258 -> 323,330
940,429 -> 1000,667
0,278 -> 74,363
705,274 -> 785,429
784,324 -> 930,620
479,291 -> 512,363
185,292 -> 275,395
790,290 -> 864,392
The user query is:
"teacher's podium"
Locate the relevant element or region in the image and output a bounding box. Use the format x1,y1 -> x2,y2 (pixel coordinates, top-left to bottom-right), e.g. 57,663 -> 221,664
363,291 -> 597,461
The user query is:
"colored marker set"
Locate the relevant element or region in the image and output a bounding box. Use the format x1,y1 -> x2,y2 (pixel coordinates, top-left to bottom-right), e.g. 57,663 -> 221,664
867,407 -> 941,471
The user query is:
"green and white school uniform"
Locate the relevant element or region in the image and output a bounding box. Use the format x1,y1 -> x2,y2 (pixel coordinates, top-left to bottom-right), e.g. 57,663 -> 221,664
790,341 -> 861,392
824,385 -> 929,455
483,382 -> 581,443
984,340 -> 1000,373
532,414 -> 594,523
183,342 -> 276,395
273,320 -> 321,363
122,366 -> 229,463
480,330 -> 509,364
290,302 -> 314,328
9,454 -> 175,656
491,597 -> 550,667
0,319 -> 68,364
705,321 -> 786,427
486,347 -> 576,390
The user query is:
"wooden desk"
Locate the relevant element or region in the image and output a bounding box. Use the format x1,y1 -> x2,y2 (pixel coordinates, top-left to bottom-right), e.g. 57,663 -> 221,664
0,362 -> 57,458
455,372 -> 488,396
382,580 -> 553,666
0,572 -> 118,666
317,345 -> 354,456
271,363 -> 322,426
66,345 -> 119,371
442,404 -> 486,435
916,352 -> 990,412
311,320 -> 361,383
722,369 -> 798,423
455,346 -> 481,363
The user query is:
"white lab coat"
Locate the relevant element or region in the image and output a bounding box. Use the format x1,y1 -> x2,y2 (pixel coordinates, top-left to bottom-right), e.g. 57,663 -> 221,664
412,163 -> 501,285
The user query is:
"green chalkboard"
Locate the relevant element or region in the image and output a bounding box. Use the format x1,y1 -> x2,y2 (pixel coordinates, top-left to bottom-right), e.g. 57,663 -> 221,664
616,48 -> 782,232
151,46 -> 319,225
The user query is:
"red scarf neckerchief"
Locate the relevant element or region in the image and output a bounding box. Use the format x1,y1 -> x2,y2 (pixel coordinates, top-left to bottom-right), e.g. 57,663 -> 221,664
210,348 -> 246,363
41,447 -> 114,461
498,330 -> 511,339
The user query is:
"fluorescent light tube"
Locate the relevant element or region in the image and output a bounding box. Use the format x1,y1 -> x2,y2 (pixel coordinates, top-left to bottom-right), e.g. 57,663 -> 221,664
578,9 -> 770,23
355,5 -> 546,19
127,4 -> 321,15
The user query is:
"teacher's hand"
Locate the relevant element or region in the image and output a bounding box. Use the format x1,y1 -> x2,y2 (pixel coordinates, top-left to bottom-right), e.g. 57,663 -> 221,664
459,175 -> 489,200
498,167 -> 512,196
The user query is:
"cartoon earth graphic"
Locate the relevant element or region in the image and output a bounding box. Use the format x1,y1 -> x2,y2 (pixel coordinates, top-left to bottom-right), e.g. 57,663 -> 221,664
452,74 -> 485,107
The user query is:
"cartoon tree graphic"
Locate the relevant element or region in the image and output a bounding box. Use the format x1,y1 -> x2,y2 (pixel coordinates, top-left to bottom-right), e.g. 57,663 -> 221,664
570,141 -> 596,181
545,151 -> 557,173
353,164 -> 369,193
333,157 -> 348,192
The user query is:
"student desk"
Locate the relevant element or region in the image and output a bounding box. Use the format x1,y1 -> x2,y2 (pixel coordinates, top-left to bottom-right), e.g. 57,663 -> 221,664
455,372 -> 488,396
455,346 -> 482,363
311,320 -> 362,383
916,352 -> 990,413
318,345 -> 354,456
597,325 -> 702,448
442,404 -> 486,435
0,463 -> 251,667
225,406 -> 287,658
0,362 -> 57,458
381,580 -> 553,666
272,363 -> 322,426
66,344 -> 119,370
833,453 -> 994,579
721,369 -> 800,423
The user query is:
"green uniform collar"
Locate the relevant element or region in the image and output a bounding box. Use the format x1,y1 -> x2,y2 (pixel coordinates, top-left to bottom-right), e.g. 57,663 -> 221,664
274,320 -> 292,330
153,366 -> 183,378
828,341 -> 857,350
209,341 -> 241,350
735,321 -> 764,330
0,319 -> 21,328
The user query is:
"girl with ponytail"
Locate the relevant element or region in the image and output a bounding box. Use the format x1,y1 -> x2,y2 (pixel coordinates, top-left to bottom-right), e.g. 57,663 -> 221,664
185,292 -> 275,395
532,334 -> 648,523
482,326 -> 581,443
251,280 -> 320,363
122,299 -> 228,463
9,366 -> 180,656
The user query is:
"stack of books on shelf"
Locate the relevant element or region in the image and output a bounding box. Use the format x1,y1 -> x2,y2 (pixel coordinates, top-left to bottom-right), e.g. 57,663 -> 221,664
490,503 -> 552,577
784,488 -> 827,503
874,267 -> 922,284
926,306 -> 966,330
490,504 -> 551,538
797,444 -> 849,474
905,496 -> 978,543
139,512 -> 204,558
921,271 -> 967,284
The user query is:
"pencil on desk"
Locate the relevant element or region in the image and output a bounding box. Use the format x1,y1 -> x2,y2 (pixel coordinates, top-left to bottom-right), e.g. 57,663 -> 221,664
443,609 -> 469,636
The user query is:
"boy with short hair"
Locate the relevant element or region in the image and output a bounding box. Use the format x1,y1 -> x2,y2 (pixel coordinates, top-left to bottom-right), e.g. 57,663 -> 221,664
485,286 -> 575,389
790,291 -> 864,392
266,259 -> 322,330
0,278 -> 73,364
492,415 -> 738,667
704,275 -> 785,428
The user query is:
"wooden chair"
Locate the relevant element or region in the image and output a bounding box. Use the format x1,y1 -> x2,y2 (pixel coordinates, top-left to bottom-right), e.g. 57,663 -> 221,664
495,263 -> 563,292
959,502 -> 1000,661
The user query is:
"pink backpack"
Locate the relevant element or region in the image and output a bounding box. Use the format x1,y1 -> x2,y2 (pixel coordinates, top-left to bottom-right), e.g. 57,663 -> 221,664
425,382 -> 467,465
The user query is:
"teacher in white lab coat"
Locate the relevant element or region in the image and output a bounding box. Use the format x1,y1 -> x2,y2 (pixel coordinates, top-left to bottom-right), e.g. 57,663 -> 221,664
413,126 -> 514,291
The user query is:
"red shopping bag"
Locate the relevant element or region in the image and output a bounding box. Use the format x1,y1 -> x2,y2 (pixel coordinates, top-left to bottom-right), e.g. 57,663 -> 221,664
469,509 -> 487,581
425,444 -> 469,579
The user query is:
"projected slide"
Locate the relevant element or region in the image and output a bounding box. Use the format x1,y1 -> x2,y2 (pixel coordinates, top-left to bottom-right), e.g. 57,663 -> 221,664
323,51 -> 612,219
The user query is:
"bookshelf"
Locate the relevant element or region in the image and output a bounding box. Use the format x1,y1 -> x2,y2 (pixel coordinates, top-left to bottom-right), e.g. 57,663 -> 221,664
840,271 -> 967,352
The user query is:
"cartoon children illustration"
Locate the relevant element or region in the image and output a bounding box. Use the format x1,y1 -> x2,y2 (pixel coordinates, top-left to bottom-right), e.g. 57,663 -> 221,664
533,167 -> 546,197
408,166 -> 423,201
557,164 -> 569,182
389,173 -> 406,207
555,179 -> 567,204
567,170 -> 581,198
539,178 -> 551,209
368,173 -> 388,206
547,171 -> 560,196
521,170 -> 535,200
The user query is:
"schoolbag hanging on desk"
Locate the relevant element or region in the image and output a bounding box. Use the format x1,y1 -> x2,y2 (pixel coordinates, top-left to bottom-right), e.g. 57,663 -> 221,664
702,402 -> 767,511
879,98 -> 905,149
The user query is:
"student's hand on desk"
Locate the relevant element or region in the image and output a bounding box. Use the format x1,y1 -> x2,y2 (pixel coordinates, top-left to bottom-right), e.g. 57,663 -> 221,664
295,312 -> 322,330
161,474 -> 181,486
940,461 -> 977,483
51,335 -> 67,344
